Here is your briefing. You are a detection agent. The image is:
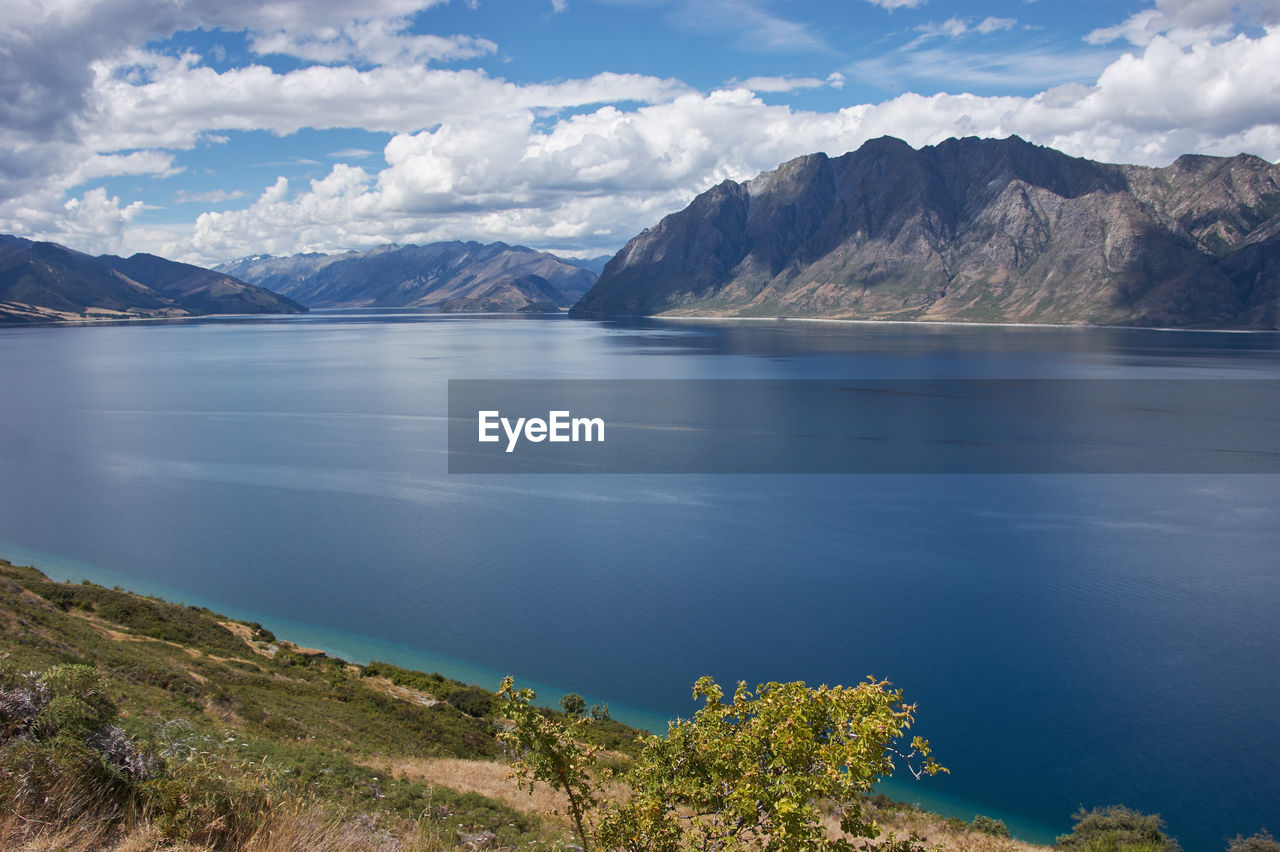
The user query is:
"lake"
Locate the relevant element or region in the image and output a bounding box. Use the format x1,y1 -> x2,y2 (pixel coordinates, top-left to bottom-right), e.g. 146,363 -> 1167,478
1,310 -> 1277,849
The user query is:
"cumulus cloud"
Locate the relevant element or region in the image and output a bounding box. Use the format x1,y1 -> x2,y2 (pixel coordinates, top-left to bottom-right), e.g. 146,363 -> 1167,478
1086,0 -> 1280,46
84,58 -> 690,152
0,0 -> 465,231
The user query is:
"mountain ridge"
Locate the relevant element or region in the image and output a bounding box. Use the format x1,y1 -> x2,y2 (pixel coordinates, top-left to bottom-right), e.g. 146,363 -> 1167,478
571,136 -> 1280,329
218,241 -> 597,311
0,236 -> 305,324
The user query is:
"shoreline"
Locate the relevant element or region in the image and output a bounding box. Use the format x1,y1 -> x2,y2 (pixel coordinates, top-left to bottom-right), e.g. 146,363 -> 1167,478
645,313 -> 1280,334
4,305 -> 1278,334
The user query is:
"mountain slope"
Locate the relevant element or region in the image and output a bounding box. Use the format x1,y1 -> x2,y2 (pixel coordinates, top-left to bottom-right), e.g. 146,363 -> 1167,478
0,236 -> 304,323
570,136 -> 1280,328
218,241 -> 597,311
97,252 -> 306,316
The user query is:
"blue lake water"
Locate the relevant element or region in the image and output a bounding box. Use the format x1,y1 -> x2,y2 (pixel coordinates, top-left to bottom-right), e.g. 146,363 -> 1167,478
0,310 -> 1277,850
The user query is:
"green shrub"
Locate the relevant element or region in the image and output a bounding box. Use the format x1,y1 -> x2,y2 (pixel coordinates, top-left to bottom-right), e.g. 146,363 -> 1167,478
0,664 -> 152,827
447,685 -> 496,717
973,814 -> 1011,837
1057,805 -> 1181,852
141,756 -> 275,848
560,692 -> 586,716
1228,831 -> 1280,852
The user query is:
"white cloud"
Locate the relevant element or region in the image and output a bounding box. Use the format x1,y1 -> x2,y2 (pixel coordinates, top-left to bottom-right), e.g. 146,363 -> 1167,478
175,188 -> 247,203
852,41 -> 1114,92
84,58 -> 690,153
733,75 -> 843,93
975,17 -> 1017,35
328,148 -> 378,159
864,0 -> 930,9
66,150 -> 183,187
667,0 -> 831,53
0,0 -> 463,224
1086,0 -> 1280,46
912,16 -> 1018,44
248,21 -> 497,66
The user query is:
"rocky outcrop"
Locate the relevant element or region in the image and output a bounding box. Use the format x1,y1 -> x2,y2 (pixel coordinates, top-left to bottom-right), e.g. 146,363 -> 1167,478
571,136 -> 1280,328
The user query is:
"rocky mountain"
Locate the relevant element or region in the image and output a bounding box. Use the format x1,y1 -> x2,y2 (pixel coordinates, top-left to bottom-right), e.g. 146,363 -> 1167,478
0,236 -> 304,324
218,241 -> 597,311
570,136 -> 1280,329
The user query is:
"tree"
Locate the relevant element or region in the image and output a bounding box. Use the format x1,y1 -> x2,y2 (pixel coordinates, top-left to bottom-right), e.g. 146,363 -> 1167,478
499,675 -> 945,852
499,678 -> 600,852
1056,805 -> 1182,852
561,692 -> 587,717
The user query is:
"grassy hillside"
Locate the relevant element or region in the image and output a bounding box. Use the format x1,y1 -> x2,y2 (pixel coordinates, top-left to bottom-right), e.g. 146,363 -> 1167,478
1,557 -> 1063,851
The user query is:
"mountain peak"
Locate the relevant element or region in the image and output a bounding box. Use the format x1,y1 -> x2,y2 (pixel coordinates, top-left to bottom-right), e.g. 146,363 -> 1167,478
572,135 -> 1280,329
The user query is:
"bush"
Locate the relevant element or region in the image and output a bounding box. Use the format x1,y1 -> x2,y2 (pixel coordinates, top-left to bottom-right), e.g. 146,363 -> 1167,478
447,685 -> 495,717
1057,805 -> 1181,852
1228,831 -> 1280,852
973,814 -> 1011,837
561,692 -> 586,716
0,664 -> 154,827
141,757 -> 275,848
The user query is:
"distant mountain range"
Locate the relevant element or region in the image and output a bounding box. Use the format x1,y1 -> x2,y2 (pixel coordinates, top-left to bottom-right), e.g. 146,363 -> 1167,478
0,236 -> 304,324
217,242 -> 597,312
572,135 -> 1280,329
7,136 -> 1278,329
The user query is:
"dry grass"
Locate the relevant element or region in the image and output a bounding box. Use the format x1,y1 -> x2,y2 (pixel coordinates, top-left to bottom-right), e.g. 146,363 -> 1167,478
0,805 -> 452,852
362,756 -> 569,816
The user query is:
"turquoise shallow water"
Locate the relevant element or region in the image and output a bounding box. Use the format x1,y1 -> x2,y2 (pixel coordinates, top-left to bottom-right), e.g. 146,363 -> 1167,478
1,311 -> 1277,849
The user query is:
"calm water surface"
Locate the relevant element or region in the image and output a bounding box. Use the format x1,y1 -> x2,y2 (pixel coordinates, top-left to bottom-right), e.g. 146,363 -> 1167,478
0,311 -> 1277,849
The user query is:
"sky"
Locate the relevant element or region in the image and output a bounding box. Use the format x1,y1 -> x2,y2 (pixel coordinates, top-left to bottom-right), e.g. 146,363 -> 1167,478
3,0 -> 1280,265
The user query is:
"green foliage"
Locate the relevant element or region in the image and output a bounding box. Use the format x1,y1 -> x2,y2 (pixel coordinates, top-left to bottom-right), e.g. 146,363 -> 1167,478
501,675 -> 945,852
141,756 -> 275,848
1228,831 -> 1280,852
362,659 -> 474,701
561,692 -> 587,717
0,662 -> 155,830
972,814 -> 1011,837
25,579 -> 246,656
499,676 -> 601,851
447,685 -> 496,717
1057,805 -> 1182,852
36,663 -> 117,738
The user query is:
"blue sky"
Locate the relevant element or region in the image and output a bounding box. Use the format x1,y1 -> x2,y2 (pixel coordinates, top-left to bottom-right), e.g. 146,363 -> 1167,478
2,0 -> 1279,264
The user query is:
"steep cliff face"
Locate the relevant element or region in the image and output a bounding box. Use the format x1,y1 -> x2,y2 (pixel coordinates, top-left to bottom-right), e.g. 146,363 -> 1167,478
219,241 -> 596,311
571,136 -> 1280,328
